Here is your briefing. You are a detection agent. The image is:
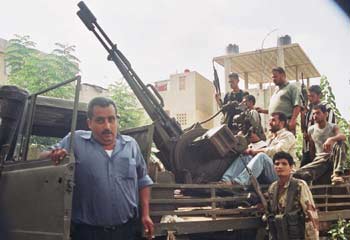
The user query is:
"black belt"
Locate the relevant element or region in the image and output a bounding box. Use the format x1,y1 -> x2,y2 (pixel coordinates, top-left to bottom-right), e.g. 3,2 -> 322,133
73,218 -> 135,232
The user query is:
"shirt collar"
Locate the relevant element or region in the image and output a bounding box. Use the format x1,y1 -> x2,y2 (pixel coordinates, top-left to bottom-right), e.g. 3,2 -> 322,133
278,81 -> 289,89
280,174 -> 293,189
275,128 -> 286,136
269,128 -> 286,139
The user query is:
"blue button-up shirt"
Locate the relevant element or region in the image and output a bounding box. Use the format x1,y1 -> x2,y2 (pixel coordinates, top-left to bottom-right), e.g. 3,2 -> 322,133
57,130 -> 153,226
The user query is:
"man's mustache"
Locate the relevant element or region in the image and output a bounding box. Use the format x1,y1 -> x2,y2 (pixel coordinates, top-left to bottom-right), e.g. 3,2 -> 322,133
102,130 -> 113,135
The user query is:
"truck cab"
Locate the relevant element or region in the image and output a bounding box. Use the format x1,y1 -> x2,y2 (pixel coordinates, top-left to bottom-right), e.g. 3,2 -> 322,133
0,79 -> 154,240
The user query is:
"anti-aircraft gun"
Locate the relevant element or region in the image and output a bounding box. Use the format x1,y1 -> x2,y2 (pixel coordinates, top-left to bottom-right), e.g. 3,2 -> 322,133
77,2 -> 247,184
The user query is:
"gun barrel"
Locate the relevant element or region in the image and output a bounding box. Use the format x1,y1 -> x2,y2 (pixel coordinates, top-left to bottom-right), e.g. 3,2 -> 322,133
76,2 -> 183,157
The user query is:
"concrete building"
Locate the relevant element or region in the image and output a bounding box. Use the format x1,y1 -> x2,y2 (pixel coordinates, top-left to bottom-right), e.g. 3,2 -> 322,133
0,38 -> 8,85
79,83 -> 110,103
154,70 -> 215,129
213,36 -> 321,129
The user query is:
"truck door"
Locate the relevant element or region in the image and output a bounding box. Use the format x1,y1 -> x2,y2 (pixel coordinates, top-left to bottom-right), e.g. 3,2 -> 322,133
0,77 -> 83,240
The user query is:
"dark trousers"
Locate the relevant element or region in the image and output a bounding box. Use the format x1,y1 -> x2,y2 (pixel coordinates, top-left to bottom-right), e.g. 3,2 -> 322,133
71,219 -> 136,240
300,151 -> 312,167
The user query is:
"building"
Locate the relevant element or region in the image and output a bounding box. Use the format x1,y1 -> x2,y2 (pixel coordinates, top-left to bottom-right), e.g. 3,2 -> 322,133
79,83 -> 110,103
154,70 -> 215,129
0,38 -> 8,85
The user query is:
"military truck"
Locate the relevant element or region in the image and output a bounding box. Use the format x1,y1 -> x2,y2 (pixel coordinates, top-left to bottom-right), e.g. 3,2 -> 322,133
1,77 -> 350,240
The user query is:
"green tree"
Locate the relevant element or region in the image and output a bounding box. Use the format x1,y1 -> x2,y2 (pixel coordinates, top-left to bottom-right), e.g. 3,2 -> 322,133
328,218 -> 350,240
5,35 -> 79,99
109,81 -> 150,129
4,35 -> 81,152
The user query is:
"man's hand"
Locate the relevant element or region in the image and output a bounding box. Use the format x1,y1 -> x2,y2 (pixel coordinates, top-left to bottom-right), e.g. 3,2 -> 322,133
288,118 -> 297,133
245,148 -> 259,156
244,148 -> 254,155
255,107 -> 268,114
303,132 -> 309,141
214,93 -> 222,106
142,215 -> 154,240
51,148 -> 68,165
323,138 -> 334,153
214,93 -> 220,101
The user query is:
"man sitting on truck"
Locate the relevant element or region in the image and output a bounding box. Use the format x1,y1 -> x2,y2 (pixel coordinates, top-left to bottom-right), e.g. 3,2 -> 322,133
294,104 -> 347,184
242,94 -> 262,127
40,97 -> 154,240
221,112 -> 297,186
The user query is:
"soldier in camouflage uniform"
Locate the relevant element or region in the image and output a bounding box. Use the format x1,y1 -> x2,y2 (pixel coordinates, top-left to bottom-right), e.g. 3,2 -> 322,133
268,151 -> 319,240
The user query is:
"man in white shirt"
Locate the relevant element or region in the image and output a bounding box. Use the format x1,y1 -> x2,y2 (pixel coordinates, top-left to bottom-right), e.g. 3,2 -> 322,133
221,112 -> 297,186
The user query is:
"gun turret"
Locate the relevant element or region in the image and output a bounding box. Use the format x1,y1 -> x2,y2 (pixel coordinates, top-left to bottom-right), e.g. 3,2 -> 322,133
77,1 -> 182,171
77,2 -> 247,183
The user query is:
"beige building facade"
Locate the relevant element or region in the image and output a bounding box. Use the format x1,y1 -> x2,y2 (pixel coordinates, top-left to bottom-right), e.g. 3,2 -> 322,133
79,83 -> 110,103
154,70 -> 216,129
0,38 -> 8,85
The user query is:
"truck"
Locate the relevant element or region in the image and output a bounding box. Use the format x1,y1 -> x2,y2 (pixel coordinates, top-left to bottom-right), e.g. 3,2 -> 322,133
1,2 -> 350,239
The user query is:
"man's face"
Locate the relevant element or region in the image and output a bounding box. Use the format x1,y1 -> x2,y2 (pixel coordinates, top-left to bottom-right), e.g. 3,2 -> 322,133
308,92 -> 321,105
242,98 -> 254,109
269,115 -> 283,133
312,108 -> 327,124
274,159 -> 292,178
229,77 -> 239,89
272,71 -> 285,86
87,105 -> 118,147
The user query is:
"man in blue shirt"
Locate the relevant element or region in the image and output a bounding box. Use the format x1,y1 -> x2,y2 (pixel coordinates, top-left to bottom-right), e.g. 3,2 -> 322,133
45,97 -> 154,240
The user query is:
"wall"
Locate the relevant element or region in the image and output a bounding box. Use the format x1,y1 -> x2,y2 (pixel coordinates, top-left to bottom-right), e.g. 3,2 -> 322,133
0,38 -> 8,85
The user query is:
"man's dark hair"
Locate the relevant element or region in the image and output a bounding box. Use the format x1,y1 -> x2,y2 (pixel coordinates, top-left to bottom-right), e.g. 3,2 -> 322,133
308,85 -> 322,95
313,104 -> 327,113
228,72 -> 239,80
273,151 -> 294,166
87,97 -> 117,119
242,91 -> 249,98
272,67 -> 286,75
244,94 -> 256,105
271,112 -> 288,125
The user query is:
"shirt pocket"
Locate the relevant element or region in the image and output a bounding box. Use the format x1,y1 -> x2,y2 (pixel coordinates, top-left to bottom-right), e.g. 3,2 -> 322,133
118,157 -> 137,179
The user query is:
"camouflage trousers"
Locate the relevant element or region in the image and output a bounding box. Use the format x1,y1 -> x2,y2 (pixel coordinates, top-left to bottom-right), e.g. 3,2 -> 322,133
295,141 -> 348,182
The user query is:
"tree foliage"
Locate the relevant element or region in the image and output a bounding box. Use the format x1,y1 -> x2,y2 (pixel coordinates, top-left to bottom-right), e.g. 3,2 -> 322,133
328,218 -> 350,240
4,35 -> 81,150
109,81 -> 150,130
5,34 -> 80,99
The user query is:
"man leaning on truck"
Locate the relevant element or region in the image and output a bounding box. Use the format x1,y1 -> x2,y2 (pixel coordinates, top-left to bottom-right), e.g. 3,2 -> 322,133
41,97 -> 154,240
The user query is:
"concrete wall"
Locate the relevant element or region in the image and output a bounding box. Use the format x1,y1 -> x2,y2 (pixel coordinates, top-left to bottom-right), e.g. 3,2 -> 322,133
194,72 -> 215,128
0,38 -> 8,85
79,83 -> 110,103
154,71 -> 215,129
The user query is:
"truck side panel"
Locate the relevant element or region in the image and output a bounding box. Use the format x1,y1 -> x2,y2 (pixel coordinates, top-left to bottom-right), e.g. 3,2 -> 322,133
0,160 -> 74,240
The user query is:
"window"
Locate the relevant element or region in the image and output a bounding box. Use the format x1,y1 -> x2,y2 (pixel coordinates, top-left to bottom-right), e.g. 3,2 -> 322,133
176,113 -> 187,126
155,81 -> 168,92
179,76 -> 186,91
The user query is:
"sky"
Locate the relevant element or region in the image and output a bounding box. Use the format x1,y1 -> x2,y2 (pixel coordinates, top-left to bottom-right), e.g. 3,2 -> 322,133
1,0 -> 350,119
